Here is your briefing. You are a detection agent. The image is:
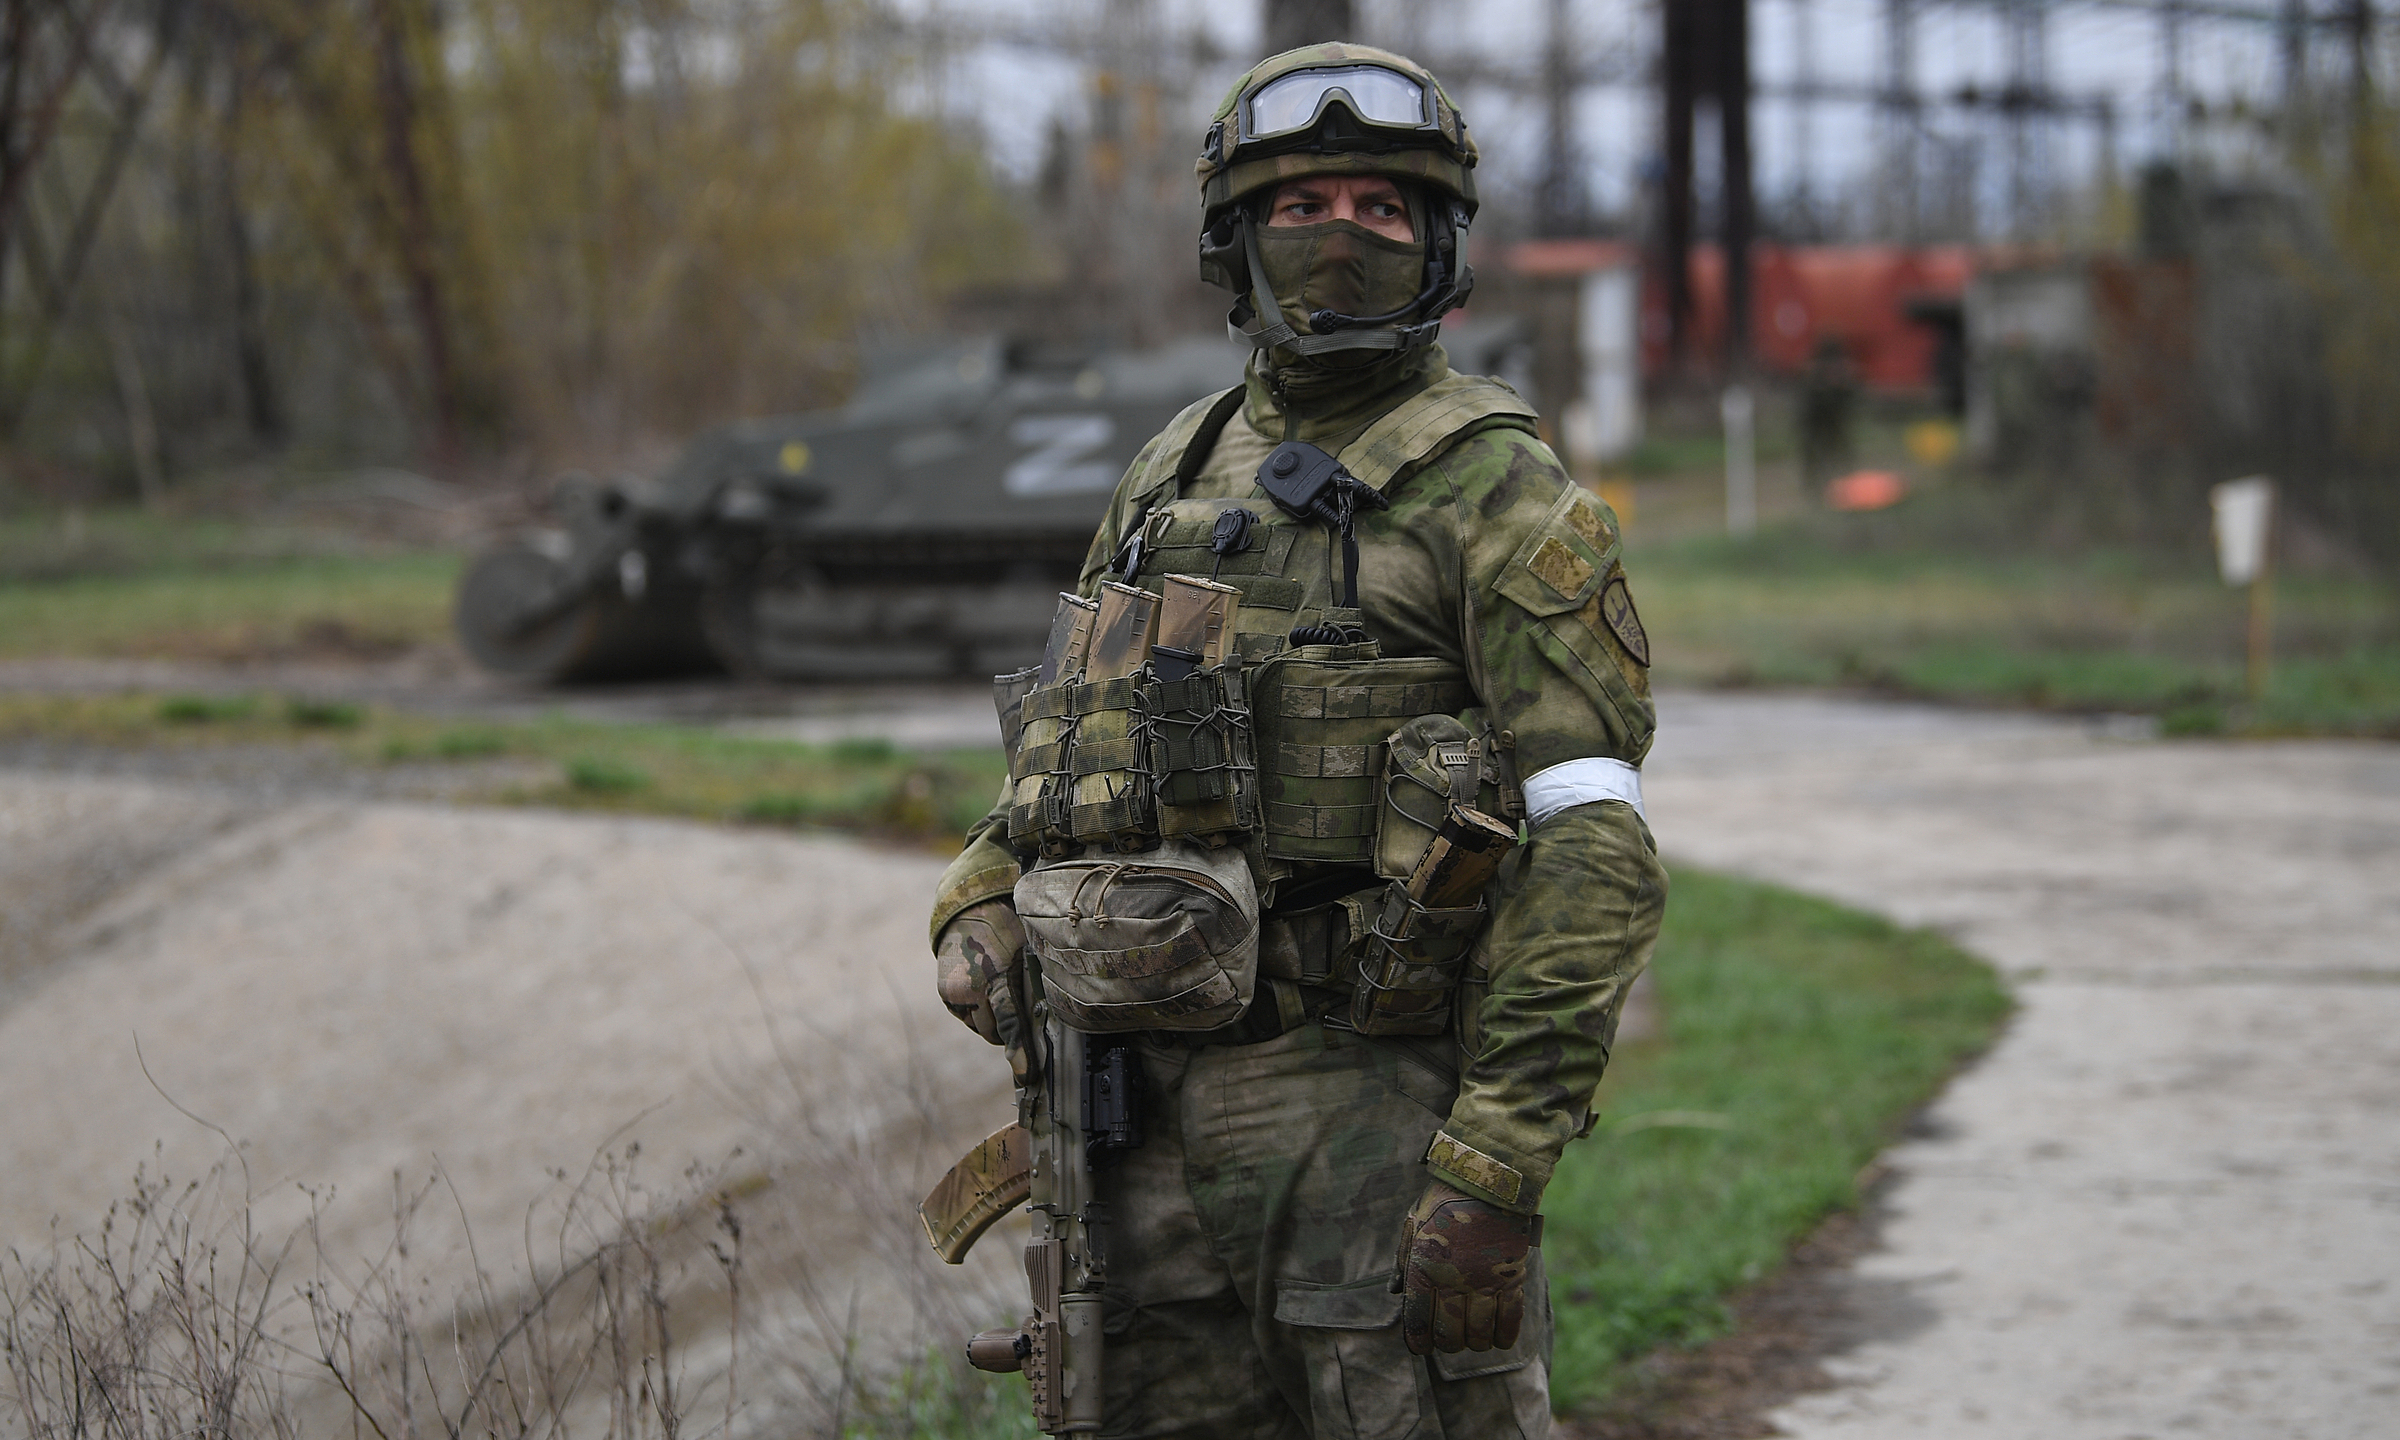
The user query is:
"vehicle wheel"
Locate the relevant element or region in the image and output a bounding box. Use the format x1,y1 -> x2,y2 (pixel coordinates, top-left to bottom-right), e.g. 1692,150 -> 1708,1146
699,561 -> 769,680
454,535 -> 606,681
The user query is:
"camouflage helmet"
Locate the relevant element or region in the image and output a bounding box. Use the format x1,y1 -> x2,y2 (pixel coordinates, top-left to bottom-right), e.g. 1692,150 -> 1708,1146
1196,43 -> 1479,223
1197,44 -> 1479,352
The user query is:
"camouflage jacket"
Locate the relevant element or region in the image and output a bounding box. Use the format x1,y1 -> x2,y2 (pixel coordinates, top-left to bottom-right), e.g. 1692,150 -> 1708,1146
932,343 -> 1668,1214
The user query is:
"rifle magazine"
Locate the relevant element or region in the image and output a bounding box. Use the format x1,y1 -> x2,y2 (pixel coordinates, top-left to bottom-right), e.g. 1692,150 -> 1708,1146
919,1123 -> 1033,1264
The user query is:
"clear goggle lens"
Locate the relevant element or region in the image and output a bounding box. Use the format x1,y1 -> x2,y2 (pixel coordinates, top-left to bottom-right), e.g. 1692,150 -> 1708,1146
1244,65 -> 1431,141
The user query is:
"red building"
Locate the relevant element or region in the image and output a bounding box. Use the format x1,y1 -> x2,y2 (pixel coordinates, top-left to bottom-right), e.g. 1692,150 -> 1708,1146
1509,240 -> 1977,395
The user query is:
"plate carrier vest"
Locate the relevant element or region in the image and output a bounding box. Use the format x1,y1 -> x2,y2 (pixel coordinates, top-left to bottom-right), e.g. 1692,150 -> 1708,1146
994,373 -> 1542,1037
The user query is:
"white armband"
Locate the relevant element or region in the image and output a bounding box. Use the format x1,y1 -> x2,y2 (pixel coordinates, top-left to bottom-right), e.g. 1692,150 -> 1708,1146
1520,756 -> 1645,828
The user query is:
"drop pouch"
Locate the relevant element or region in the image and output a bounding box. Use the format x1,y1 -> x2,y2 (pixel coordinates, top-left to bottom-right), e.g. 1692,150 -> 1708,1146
1015,836 -> 1260,1033
1353,714 -> 1517,1036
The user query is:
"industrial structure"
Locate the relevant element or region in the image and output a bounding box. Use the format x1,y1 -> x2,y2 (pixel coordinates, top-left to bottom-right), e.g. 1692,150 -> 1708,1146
901,0 -> 2385,370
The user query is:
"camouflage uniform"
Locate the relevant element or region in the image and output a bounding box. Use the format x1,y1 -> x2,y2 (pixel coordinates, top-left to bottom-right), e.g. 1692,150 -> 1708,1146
932,40 -> 1666,1439
933,338 -> 1667,1437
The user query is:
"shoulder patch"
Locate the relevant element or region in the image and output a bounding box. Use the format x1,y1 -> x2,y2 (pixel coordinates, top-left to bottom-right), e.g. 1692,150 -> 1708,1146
1598,577 -> 1651,667
1494,483 -> 1614,617
1526,536 -> 1593,599
1564,491 -> 1608,545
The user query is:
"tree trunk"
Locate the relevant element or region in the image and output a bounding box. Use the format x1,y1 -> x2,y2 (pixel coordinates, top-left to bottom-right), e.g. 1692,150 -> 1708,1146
0,0 -> 181,439
369,0 -> 462,467
219,97 -> 283,445
104,302 -> 164,506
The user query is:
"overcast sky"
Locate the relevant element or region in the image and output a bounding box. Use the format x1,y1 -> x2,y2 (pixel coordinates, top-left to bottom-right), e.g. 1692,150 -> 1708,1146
889,0 -> 2350,236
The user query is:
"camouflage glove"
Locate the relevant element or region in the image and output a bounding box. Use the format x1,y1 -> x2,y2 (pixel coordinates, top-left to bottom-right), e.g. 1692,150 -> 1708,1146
1395,1180 -> 1538,1355
934,899 -> 1025,1046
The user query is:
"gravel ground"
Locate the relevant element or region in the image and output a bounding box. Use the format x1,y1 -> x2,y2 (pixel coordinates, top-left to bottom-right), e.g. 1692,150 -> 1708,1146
3,681 -> 2394,1435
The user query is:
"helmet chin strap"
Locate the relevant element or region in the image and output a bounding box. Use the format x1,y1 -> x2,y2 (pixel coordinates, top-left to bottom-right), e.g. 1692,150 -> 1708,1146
1228,206 -> 1465,360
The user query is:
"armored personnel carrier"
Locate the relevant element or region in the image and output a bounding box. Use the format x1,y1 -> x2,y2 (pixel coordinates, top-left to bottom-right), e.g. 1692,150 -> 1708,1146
454,322 -> 1532,683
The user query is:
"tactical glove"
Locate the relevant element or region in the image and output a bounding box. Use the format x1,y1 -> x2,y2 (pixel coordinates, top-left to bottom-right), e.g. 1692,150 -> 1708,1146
1395,1179 -> 1537,1355
935,899 -> 1025,1046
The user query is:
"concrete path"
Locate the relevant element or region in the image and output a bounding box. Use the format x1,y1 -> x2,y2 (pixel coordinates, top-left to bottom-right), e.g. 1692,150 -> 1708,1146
1641,693 -> 2400,1440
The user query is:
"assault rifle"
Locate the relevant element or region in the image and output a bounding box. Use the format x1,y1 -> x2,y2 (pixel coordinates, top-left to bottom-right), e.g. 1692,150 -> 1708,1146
921,1004 -> 1143,1435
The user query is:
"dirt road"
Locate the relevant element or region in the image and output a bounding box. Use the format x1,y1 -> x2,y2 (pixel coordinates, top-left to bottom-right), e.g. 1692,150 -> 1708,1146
1641,692 -> 2400,1439
3,687 -> 2394,1434
0,767 -> 1026,1403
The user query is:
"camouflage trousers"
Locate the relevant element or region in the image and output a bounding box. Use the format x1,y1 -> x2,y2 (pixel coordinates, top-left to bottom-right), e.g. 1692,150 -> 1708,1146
1094,1019 -> 1553,1440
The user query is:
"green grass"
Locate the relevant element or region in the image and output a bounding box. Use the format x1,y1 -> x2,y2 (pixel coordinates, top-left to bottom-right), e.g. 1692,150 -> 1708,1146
157,693 -> 260,723
0,505 -> 399,581
285,695 -> 366,728
7,492 -> 2392,736
839,1353 -> 1040,1440
0,692 -> 1008,846
1545,869 -> 2011,1414
0,553 -> 460,659
565,755 -> 652,793
1630,499 -> 2400,736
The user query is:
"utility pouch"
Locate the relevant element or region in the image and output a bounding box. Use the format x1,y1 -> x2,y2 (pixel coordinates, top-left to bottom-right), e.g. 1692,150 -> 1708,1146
1006,673 -> 1154,856
1249,647 -> 1475,865
1063,674 -> 1153,849
1351,886 -> 1489,1036
1015,836 -> 1260,1032
1352,715 -> 1519,1036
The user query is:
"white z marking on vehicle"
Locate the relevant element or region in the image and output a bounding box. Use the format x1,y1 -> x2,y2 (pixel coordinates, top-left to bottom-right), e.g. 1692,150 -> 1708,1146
1004,414 -> 1119,496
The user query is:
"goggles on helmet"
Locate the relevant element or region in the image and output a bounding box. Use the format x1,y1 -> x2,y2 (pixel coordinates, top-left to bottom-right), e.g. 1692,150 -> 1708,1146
1198,46 -> 1477,217
1242,64 -> 1435,145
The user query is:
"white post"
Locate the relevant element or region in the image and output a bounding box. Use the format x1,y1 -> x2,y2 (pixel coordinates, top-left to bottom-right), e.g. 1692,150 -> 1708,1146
1722,384 -> 1757,537
2211,476 -> 2276,700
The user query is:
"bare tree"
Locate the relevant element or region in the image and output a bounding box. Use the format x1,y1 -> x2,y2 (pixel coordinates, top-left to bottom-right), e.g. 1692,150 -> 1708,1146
0,0 -> 187,438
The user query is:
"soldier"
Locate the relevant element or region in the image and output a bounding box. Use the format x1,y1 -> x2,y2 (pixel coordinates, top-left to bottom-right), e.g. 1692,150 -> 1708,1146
1799,335 -> 1859,498
930,43 -> 1666,1438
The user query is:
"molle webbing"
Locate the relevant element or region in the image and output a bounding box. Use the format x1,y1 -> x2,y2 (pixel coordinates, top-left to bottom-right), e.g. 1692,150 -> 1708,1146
1250,653 -> 1474,863
1274,743 -> 1379,778
1272,676 -> 1475,719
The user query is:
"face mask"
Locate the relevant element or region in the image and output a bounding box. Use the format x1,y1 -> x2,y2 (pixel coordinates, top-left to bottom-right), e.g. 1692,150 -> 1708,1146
1253,218 -> 1426,340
